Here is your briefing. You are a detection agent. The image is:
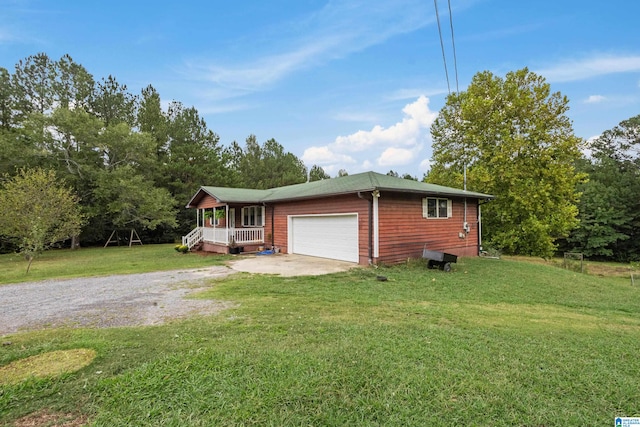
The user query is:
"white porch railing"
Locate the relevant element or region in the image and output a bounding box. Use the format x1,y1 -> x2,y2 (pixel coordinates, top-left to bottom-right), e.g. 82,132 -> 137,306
202,227 -> 229,244
192,227 -> 264,245
182,227 -> 203,249
233,228 -> 264,244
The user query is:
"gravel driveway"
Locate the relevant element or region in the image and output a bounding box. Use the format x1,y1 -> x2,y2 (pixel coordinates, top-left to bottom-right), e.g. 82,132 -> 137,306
0,267 -> 235,336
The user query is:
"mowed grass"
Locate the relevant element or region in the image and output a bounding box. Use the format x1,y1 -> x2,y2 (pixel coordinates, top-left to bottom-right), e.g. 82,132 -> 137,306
1,257 -> 640,426
0,244 -> 231,285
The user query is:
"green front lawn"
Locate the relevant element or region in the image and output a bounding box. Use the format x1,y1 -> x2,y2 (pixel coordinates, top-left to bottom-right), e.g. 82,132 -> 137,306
1,256 -> 639,426
0,244 -> 231,285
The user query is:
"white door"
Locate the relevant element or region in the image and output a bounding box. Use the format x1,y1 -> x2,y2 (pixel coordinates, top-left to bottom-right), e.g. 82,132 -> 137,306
289,214 -> 359,263
228,208 -> 235,228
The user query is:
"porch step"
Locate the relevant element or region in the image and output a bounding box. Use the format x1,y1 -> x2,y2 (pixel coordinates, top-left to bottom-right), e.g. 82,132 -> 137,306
182,227 -> 203,250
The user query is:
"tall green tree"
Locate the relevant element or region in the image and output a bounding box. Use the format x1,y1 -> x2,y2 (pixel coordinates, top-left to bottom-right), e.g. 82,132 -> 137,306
0,66 -> 38,175
226,135 -> 307,189
164,102 -> 225,188
12,52 -> 56,116
137,84 -> 167,158
2,52 -> 321,246
567,115 -> 640,260
45,107 -> 103,177
309,164 -> 330,181
53,54 -> 94,110
261,138 -> 307,187
93,166 -> 177,233
91,75 -> 137,126
0,168 -> 84,272
428,68 -> 585,257
43,107 -> 179,245
0,67 -> 18,130
590,114 -> 640,162
2,55 -> 98,178
160,102 -> 228,234
566,161 -> 630,258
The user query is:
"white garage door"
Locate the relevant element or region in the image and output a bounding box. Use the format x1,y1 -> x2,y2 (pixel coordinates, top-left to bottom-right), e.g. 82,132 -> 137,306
290,214 -> 359,263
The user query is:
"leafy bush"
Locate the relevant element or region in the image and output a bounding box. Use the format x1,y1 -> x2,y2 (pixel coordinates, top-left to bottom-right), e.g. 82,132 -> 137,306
174,244 -> 189,253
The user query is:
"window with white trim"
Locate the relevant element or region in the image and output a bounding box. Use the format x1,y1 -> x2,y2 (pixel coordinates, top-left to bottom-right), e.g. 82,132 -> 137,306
241,206 -> 265,227
204,210 -> 220,226
422,197 -> 452,219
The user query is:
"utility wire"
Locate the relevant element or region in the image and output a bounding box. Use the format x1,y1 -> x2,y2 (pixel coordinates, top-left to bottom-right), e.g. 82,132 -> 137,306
447,0 -> 459,93
433,0 -> 450,94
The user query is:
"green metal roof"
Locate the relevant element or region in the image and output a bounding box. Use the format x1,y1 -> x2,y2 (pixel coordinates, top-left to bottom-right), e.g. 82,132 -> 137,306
186,186 -> 269,207
264,171 -> 492,201
187,171 -> 493,207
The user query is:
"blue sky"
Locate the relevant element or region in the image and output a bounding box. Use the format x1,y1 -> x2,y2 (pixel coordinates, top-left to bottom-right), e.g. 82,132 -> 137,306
1,0 -> 639,177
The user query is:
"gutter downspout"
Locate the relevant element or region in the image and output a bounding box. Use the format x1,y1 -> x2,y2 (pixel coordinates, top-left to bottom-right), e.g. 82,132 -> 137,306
358,192 -> 373,265
478,200 -> 486,254
372,190 -> 379,261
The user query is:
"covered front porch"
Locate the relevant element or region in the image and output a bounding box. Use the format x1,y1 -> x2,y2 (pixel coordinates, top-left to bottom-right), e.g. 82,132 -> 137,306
182,205 -> 266,253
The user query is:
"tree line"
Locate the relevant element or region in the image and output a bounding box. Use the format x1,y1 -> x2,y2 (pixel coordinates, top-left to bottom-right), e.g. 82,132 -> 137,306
565,115 -> 640,261
0,53 -> 324,251
1,54 -> 638,262
427,67 -> 640,262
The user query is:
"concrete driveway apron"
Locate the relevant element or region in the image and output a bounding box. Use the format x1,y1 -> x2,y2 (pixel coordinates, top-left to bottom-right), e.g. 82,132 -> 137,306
228,254 -> 358,276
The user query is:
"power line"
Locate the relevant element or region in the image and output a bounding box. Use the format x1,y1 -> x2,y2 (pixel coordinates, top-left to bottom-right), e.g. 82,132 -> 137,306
434,0 -> 460,94
447,0 -> 459,93
433,0 -> 450,94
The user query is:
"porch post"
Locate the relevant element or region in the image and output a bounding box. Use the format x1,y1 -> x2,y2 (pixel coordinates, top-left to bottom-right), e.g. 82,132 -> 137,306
226,205 -> 230,244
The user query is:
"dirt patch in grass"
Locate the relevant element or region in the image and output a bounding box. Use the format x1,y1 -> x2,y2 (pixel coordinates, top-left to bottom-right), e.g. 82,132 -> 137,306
0,348 -> 96,386
13,411 -> 88,427
503,255 -> 637,278
585,262 -> 637,277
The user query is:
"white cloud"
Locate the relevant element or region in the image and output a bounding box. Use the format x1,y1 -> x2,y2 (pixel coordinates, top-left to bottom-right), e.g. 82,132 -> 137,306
581,135 -> 601,159
185,0 -> 434,95
361,159 -> 373,170
584,95 -> 606,104
536,54 -> 640,83
333,96 -> 437,152
195,39 -> 336,90
419,158 -> 432,172
302,95 -> 437,173
377,147 -> 419,166
302,146 -> 356,165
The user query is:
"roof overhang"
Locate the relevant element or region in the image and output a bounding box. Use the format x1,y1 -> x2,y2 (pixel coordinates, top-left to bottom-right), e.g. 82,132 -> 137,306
186,171 -> 494,208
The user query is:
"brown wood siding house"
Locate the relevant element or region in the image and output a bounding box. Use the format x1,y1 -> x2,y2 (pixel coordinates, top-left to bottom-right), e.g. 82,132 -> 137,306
183,171 -> 493,265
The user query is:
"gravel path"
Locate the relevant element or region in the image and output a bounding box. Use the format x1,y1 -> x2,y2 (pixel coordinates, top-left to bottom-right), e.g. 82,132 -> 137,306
0,267 -> 236,336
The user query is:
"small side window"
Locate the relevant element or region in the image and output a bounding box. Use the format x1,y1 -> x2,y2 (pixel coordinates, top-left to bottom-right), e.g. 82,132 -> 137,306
423,197 -> 451,219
